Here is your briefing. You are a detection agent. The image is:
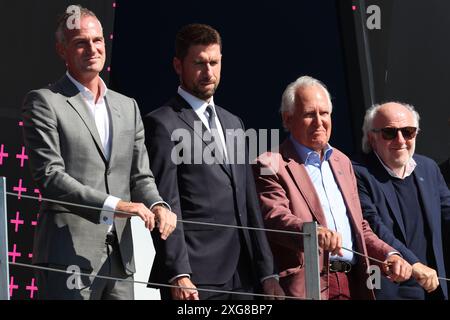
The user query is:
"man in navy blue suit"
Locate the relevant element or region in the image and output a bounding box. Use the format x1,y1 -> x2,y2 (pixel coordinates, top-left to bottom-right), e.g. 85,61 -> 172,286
143,24 -> 283,300
353,102 -> 450,300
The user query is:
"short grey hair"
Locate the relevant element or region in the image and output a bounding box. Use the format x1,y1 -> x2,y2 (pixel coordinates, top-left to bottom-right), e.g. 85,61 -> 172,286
280,76 -> 332,129
362,102 -> 421,154
55,5 -> 99,45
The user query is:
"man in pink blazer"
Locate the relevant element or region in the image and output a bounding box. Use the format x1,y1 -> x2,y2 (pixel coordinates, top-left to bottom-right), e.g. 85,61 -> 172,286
253,76 -> 412,299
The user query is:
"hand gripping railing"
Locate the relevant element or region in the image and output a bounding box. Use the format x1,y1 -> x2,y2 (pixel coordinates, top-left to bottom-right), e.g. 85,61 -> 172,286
0,176 -> 322,300
4,177 -> 450,300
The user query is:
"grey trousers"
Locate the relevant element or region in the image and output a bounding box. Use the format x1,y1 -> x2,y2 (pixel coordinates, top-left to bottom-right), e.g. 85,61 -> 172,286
34,236 -> 134,300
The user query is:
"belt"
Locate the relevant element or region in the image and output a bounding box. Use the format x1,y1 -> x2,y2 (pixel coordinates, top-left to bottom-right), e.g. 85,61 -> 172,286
329,260 -> 352,273
105,231 -> 117,246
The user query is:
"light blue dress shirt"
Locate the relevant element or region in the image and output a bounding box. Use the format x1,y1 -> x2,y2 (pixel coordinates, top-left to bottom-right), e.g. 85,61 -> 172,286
290,136 -> 355,264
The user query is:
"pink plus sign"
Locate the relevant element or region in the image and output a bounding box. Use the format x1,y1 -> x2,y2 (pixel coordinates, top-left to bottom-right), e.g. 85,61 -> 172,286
10,211 -> 24,232
16,146 -> 28,167
0,144 -> 9,165
13,179 -> 27,199
18,121 -> 23,126
9,276 -> 19,297
26,278 -> 38,299
34,188 -> 42,202
352,5 -> 357,11
8,244 -> 21,263
32,212 -> 40,227
28,253 -> 33,259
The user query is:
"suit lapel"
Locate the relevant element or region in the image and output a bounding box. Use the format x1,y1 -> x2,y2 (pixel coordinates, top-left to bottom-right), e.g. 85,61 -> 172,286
282,140 -> 327,226
329,153 -> 362,234
369,154 -> 407,241
175,95 -> 232,177
177,102 -> 207,145
214,106 -> 233,176
105,94 -> 122,166
329,154 -> 353,213
61,76 -> 107,163
412,158 -> 435,235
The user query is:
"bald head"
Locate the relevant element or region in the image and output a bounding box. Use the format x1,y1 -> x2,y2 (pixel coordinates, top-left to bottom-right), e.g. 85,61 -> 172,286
372,103 -> 416,129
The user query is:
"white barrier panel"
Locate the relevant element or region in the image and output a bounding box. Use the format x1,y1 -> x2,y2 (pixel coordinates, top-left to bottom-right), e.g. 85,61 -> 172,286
0,177 -> 10,300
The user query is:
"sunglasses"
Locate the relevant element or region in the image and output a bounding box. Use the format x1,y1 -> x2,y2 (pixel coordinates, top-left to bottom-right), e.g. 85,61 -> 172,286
371,126 -> 418,140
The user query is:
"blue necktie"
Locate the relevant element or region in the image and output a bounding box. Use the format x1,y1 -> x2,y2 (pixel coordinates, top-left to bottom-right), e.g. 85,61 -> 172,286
205,105 -> 227,164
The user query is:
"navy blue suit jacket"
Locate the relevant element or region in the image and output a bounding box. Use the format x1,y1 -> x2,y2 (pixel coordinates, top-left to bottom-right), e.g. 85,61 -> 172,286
143,94 -> 275,289
440,159 -> 450,189
353,153 -> 450,299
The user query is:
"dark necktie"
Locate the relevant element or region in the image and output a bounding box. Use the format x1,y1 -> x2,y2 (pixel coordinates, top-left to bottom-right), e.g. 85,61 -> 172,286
205,105 -> 227,164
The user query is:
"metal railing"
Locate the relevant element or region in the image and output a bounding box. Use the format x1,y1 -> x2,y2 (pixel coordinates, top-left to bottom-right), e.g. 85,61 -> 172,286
0,176 -> 320,300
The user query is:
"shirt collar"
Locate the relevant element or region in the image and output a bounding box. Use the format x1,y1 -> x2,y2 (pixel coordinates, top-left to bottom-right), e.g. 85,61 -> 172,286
178,86 -> 215,114
374,151 -> 417,179
289,135 -> 333,165
66,71 -> 108,103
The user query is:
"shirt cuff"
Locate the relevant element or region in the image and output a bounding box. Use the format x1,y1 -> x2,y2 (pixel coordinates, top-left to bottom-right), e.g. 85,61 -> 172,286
386,251 -> 402,259
150,201 -> 172,212
260,274 -> 279,283
99,195 -> 121,225
169,274 -> 190,284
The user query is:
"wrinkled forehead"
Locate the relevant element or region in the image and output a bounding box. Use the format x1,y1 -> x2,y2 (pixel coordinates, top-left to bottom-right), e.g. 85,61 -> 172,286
64,15 -> 103,38
374,104 -> 415,127
295,85 -> 331,112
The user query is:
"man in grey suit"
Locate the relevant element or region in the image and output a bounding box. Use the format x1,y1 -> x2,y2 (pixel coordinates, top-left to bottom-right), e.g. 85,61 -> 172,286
21,5 -> 177,300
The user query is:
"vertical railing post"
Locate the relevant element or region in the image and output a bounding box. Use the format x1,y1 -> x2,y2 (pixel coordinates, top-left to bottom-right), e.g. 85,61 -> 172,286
303,221 -> 320,300
0,177 -> 10,300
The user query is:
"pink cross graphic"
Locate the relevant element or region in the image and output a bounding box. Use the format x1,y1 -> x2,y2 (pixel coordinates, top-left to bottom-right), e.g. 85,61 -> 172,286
18,121 -> 23,126
26,278 -> 38,299
9,276 -> 19,297
28,253 -> 33,259
16,146 -> 28,167
13,179 -> 27,199
0,144 -> 9,165
34,188 -> 42,202
10,211 -> 24,232
8,244 -> 21,263
31,212 -> 40,227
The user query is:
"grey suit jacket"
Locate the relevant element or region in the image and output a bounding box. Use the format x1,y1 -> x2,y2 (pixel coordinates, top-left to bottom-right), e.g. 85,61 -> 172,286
22,75 -> 162,274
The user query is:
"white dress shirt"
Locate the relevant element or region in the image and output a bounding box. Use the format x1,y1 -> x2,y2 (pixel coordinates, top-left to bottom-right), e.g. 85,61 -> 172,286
374,152 -> 417,179
177,86 -> 228,159
66,73 -> 121,227
290,136 -> 356,263
67,73 -> 170,229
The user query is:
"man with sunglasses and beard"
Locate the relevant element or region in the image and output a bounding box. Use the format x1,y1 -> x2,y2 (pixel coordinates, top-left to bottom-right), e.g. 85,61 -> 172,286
354,102 -> 450,300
